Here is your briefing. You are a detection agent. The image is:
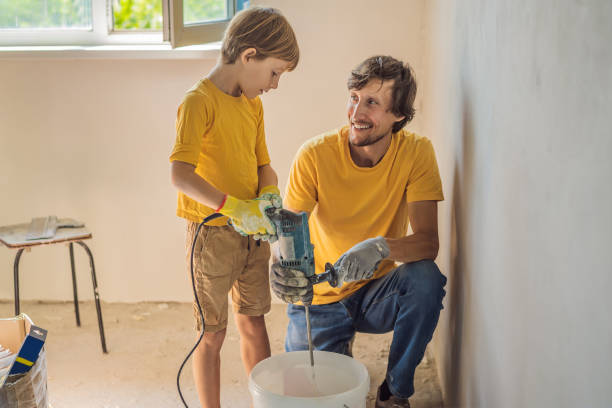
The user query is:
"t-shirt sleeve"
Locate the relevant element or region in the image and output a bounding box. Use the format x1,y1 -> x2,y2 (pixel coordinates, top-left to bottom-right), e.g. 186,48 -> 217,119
254,99 -> 271,167
284,144 -> 318,213
169,92 -> 210,165
405,139 -> 444,202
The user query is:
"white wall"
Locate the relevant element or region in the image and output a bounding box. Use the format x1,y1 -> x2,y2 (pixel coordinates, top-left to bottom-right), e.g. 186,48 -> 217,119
424,1 -> 612,407
0,0 -> 430,303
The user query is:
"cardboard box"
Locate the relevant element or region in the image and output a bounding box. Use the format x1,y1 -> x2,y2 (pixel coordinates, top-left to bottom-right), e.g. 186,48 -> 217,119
0,314 -> 48,408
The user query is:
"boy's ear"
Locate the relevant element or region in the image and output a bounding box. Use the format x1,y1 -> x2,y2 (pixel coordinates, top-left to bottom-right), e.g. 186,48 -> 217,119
240,47 -> 258,64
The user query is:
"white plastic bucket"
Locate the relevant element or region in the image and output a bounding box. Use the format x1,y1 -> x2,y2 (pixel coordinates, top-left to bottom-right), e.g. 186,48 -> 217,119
249,350 -> 370,408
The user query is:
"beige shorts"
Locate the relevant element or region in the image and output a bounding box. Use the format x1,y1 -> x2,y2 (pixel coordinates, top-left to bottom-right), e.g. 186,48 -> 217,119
186,222 -> 271,332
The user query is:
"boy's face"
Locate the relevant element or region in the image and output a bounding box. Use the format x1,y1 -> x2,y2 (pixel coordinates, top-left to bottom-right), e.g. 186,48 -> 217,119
240,52 -> 291,99
346,79 -> 405,147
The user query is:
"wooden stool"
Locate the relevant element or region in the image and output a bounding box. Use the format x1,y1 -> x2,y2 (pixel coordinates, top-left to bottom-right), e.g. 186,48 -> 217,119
0,222 -> 108,353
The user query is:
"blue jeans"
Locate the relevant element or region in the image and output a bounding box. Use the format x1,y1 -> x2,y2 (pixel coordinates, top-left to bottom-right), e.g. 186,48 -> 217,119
285,260 -> 447,398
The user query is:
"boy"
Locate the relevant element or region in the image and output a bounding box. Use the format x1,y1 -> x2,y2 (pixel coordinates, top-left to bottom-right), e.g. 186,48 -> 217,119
169,7 -> 299,408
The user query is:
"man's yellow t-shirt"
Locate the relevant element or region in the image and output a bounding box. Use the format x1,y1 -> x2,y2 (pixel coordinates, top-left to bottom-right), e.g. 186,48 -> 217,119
285,126 -> 444,305
169,78 -> 271,225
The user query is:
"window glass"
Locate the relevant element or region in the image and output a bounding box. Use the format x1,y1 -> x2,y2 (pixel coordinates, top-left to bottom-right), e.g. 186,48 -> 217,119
112,0 -> 162,30
183,0 -> 248,26
183,0 -> 226,26
0,0 -> 92,29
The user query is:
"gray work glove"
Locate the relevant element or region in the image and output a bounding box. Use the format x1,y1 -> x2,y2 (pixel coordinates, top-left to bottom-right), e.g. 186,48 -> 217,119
334,236 -> 390,286
270,263 -> 313,304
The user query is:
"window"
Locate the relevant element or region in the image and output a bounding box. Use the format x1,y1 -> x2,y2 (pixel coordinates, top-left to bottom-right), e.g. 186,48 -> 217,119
165,0 -> 248,48
0,0 -> 249,47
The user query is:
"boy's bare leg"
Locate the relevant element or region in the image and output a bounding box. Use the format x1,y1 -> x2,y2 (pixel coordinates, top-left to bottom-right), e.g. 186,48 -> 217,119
234,314 -> 271,374
193,329 -> 226,408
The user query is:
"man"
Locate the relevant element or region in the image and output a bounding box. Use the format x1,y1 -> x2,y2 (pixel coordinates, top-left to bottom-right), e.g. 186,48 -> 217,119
270,55 -> 447,408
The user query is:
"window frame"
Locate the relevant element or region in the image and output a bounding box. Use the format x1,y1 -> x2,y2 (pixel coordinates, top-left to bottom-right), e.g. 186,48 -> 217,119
165,0 -> 236,48
0,0 -> 236,47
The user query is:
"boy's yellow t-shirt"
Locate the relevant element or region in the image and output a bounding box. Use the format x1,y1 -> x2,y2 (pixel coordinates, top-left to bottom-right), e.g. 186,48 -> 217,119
285,126 -> 444,305
169,78 -> 271,225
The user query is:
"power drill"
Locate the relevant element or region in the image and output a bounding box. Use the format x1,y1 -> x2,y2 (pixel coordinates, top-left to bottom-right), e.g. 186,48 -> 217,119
266,208 -> 339,366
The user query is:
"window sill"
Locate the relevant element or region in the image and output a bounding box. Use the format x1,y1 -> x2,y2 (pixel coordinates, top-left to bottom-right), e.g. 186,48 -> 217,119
0,42 -> 221,60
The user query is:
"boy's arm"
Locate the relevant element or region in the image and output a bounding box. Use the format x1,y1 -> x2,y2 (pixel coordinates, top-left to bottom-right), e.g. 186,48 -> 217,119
257,164 -> 278,193
171,160 -> 276,235
170,160 -> 225,210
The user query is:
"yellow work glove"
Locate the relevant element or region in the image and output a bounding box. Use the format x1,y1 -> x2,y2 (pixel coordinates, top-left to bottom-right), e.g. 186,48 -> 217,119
253,185 -> 282,242
217,195 -> 276,236
257,185 -> 282,208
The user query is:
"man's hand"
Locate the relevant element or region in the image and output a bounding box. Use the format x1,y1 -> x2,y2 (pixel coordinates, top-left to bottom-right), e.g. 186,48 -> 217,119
334,237 -> 390,286
217,195 -> 276,235
270,263 -> 313,304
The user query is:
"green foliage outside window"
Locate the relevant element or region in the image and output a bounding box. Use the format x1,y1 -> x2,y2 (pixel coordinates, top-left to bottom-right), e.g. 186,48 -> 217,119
113,0 -> 162,30
113,0 -> 227,31
0,0 -> 92,29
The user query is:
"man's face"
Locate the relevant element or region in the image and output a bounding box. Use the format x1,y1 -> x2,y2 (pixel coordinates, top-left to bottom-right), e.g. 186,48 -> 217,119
347,79 -> 405,147
240,55 -> 290,99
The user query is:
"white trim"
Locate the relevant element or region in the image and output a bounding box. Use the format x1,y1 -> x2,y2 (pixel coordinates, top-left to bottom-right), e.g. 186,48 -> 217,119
0,42 -> 221,60
0,28 -> 167,46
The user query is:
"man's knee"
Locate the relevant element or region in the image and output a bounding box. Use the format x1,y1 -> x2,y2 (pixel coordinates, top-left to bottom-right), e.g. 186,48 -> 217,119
397,260 -> 446,301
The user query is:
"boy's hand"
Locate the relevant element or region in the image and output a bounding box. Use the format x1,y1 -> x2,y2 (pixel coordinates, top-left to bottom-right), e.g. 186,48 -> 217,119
217,195 -> 276,235
257,185 -> 282,208
248,185 -> 282,242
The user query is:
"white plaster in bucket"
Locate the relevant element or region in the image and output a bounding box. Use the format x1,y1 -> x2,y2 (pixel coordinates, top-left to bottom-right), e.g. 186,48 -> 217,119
249,350 -> 370,408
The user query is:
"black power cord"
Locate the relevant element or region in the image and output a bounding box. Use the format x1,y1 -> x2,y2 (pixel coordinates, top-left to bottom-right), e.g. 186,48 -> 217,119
177,212 -> 224,407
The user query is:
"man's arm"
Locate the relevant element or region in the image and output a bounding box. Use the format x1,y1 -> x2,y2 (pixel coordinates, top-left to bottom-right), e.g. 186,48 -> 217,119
170,160 -> 225,209
281,202 -> 438,264
386,200 -> 439,263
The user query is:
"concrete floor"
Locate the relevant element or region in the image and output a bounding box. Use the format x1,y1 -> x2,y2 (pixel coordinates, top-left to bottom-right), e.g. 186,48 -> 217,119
0,300 -> 443,408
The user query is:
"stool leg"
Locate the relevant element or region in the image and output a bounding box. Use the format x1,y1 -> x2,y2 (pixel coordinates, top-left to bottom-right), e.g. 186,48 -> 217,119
13,248 -> 25,315
69,243 -> 81,327
76,241 -> 108,354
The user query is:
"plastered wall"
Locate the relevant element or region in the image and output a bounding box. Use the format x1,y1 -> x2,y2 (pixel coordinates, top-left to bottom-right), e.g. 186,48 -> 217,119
423,1 -> 612,406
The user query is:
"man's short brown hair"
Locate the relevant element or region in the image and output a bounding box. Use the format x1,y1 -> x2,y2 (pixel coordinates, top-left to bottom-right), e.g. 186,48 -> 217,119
347,56 -> 417,133
221,6 -> 299,71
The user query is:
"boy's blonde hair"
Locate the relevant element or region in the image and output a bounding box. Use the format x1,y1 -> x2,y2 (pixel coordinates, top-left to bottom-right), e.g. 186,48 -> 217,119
221,6 -> 299,71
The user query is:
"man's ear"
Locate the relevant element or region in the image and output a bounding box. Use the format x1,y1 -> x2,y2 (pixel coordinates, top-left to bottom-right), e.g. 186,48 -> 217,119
392,114 -> 406,132
240,47 -> 258,64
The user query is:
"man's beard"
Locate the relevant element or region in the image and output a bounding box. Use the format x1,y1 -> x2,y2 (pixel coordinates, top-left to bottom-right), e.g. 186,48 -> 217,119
349,129 -> 388,147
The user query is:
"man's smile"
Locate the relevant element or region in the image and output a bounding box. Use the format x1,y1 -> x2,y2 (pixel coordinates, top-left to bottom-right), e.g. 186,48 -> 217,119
352,121 -> 373,129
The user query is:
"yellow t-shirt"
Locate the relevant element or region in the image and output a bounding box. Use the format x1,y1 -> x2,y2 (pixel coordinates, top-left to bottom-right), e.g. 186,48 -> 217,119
169,78 -> 271,225
285,126 -> 444,305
